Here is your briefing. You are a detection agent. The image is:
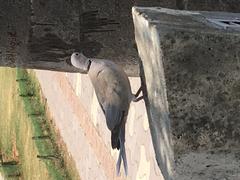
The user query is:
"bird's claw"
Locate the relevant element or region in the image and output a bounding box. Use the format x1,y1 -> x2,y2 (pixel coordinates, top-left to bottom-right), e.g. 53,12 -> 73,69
133,86 -> 144,102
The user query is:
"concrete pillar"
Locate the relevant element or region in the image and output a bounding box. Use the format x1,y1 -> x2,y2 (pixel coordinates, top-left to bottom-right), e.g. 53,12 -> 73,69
133,7 -> 240,180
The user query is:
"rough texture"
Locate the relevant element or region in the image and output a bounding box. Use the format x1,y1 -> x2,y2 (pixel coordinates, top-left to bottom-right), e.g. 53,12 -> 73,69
163,30 -> 240,153
0,0 -> 83,72
133,7 -> 174,180
133,7 -> 240,180
174,151 -> 240,180
74,0 -> 177,75
0,0 -> 138,75
1,0 -> 240,76
0,0 -> 174,76
176,0 -> 240,12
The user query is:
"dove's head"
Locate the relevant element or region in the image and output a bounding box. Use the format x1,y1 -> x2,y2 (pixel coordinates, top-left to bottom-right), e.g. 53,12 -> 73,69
71,52 -> 91,73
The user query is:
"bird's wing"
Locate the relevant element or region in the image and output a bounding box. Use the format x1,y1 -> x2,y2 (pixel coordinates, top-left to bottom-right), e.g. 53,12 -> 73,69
97,85 -> 123,131
92,68 -> 124,131
105,103 -> 124,129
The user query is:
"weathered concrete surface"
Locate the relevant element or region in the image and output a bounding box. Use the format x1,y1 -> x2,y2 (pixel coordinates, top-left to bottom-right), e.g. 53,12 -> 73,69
0,0 -> 86,72
133,7 -> 240,180
1,0 -> 239,76
0,0 -> 173,76
35,70 -> 163,180
133,7 -> 175,180
78,0 -> 177,76
175,0 -> 240,12
0,0 -> 140,75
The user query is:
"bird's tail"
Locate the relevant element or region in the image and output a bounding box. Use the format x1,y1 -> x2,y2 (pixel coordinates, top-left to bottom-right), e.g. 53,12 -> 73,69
111,129 -> 120,149
116,129 -> 128,176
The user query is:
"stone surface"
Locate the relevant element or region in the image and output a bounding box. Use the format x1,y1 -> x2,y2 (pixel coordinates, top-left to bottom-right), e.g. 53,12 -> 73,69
0,0 -> 173,76
0,0 -> 84,72
1,0 -> 239,76
0,0 -> 140,76
77,0 -> 177,76
175,0 -> 240,12
35,70 -> 163,180
133,7 -> 240,180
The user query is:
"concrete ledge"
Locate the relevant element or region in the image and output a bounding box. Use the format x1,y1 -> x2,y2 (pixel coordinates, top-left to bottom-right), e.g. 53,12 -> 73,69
133,7 -> 240,179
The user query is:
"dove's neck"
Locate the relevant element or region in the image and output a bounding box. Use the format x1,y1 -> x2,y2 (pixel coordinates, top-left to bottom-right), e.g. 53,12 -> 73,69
86,59 -> 92,72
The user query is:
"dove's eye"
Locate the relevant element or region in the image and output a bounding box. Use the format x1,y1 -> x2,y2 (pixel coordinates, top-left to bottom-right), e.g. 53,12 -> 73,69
75,53 -> 79,56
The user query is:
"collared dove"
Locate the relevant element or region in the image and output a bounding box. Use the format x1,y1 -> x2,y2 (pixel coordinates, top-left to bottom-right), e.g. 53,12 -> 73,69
70,52 -> 143,176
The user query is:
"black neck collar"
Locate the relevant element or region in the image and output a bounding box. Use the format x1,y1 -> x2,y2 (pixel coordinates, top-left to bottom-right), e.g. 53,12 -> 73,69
87,59 -> 92,72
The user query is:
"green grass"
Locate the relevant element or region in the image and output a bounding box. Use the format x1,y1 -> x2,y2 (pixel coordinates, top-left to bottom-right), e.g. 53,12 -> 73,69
0,68 -> 80,180
0,67 -> 50,179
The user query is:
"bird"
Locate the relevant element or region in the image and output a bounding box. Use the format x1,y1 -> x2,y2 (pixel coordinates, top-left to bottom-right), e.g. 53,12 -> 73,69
70,52 -> 143,176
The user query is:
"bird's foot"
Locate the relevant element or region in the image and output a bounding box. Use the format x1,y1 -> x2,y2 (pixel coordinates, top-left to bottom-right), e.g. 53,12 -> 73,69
132,86 -> 144,102
133,96 -> 144,102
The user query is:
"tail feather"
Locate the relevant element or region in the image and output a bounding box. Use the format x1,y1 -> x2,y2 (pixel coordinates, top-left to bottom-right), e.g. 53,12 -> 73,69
121,141 -> 128,176
116,150 -> 122,176
116,129 -> 128,176
111,130 -> 120,149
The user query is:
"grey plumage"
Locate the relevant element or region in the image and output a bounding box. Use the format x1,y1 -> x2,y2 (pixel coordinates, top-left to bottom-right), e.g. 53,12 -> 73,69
70,52 -> 138,176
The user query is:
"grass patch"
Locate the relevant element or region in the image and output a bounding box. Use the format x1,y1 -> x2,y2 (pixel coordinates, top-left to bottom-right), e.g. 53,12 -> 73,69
0,67 -> 50,179
16,69 -> 75,180
0,68 -> 80,179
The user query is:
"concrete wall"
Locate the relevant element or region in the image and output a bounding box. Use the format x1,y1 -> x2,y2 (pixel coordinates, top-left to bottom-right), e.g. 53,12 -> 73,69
133,7 -> 240,180
35,70 -> 164,180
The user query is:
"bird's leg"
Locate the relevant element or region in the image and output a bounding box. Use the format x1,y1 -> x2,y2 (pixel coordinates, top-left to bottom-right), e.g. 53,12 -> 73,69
135,86 -> 142,97
133,86 -> 144,102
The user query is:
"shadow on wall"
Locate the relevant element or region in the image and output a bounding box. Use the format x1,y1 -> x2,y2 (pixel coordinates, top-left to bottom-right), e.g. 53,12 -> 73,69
176,0 -> 189,10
